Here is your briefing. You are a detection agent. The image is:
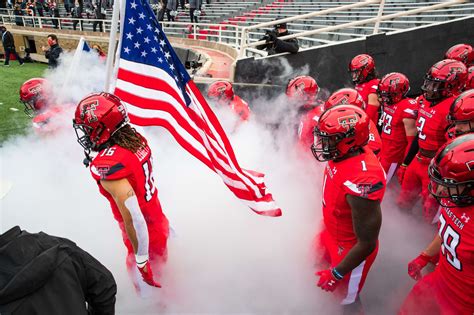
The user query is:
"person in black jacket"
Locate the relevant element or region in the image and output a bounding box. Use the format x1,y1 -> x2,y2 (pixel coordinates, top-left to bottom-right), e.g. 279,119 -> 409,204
0,226 -> 117,314
1,26 -> 24,66
93,1 -> 105,32
256,22 -> 299,56
41,34 -> 63,68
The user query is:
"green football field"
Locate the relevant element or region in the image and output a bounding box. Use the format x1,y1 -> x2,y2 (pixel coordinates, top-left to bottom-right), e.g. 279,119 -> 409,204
0,62 -> 48,144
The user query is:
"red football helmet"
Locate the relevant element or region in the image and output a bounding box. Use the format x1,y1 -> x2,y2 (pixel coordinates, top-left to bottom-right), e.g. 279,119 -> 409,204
348,54 -> 376,84
19,78 -> 48,117
421,59 -> 468,101
445,44 -> 474,67
286,75 -> 319,107
325,88 -> 366,110
447,89 -> 474,138
428,133 -> 474,207
312,104 -> 370,161
466,66 -> 474,90
377,72 -> 410,105
207,81 -> 234,104
73,92 -> 129,152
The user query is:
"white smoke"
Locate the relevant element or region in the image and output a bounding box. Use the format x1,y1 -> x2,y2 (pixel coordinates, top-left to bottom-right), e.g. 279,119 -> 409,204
0,51 -> 436,314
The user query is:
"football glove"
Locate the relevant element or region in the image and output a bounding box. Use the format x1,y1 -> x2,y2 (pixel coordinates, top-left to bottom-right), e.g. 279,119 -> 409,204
397,164 -> 407,185
316,269 -> 340,292
408,253 -> 437,281
137,260 -> 161,288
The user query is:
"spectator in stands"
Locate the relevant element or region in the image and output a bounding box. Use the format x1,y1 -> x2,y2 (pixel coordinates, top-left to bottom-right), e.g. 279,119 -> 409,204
64,0 -> 72,13
0,225 -> 117,314
1,26 -> 24,66
34,0 -> 43,16
71,1 -> 83,31
93,1 -> 105,32
26,0 -> 35,16
256,22 -> 299,56
157,0 -> 167,21
13,4 -> 24,26
50,1 -> 60,29
189,0 -> 201,23
41,34 -> 63,68
166,0 -> 177,22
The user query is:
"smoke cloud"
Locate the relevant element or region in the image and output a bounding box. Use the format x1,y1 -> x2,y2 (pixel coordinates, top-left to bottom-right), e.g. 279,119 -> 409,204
0,51 -> 436,314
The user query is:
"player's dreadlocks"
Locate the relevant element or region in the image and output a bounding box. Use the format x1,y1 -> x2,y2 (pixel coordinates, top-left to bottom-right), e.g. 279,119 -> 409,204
110,124 -> 146,153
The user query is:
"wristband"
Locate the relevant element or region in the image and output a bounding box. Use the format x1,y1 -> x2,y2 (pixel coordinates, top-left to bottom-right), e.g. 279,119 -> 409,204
331,268 -> 344,280
136,254 -> 149,268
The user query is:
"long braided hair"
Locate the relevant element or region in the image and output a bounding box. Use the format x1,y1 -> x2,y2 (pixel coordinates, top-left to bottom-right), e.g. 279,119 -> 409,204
109,124 -> 146,153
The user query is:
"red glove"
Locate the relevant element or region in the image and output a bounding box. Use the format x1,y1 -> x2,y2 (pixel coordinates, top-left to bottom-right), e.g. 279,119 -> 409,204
408,253 -> 436,281
137,260 -> 161,288
316,269 -> 340,292
397,164 -> 408,185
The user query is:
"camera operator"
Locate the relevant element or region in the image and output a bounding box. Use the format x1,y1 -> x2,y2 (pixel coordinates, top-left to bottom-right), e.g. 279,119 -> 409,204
256,22 -> 299,56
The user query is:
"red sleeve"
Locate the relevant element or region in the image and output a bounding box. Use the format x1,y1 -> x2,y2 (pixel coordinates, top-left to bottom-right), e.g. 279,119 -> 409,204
400,99 -> 418,120
90,147 -> 132,181
341,172 -> 385,201
368,79 -> 380,95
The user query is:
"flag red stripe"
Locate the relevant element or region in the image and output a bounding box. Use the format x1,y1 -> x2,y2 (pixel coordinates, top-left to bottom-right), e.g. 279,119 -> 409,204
128,113 -> 215,171
117,68 -> 186,107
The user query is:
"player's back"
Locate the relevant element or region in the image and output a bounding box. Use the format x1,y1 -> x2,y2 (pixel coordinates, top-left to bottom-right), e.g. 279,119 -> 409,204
380,98 -> 417,160
322,149 -> 386,244
437,205 -> 474,311
90,142 -> 159,222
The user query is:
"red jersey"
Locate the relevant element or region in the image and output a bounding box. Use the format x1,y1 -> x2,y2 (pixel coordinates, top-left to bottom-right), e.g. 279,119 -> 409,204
229,95 -> 251,121
90,142 -> 161,223
437,206 -> 474,311
298,105 -> 324,149
416,95 -> 457,152
367,120 -> 382,155
380,98 -> 418,163
322,149 -> 386,244
355,78 -> 380,105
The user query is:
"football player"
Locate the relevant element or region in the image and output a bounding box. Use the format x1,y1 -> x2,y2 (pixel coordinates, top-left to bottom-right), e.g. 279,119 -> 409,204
73,92 -> 169,290
447,89 -> 474,139
348,54 -> 381,124
19,78 -> 63,133
207,80 -> 251,121
397,59 -> 467,222
377,72 -> 418,182
445,43 -> 474,67
312,105 -> 386,313
286,75 -> 324,150
400,134 -> 474,315
325,88 -> 382,156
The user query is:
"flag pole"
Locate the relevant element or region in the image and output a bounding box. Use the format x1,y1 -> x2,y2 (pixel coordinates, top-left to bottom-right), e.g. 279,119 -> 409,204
104,0 -> 121,92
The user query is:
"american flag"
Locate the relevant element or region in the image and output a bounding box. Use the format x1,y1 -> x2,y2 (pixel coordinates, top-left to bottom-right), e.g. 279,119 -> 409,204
111,0 -> 281,217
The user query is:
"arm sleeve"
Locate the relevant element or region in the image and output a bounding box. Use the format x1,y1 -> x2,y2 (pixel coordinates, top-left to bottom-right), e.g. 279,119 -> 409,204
402,137 -> 419,166
72,246 -> 117,315
274,38 -> 299,53
255,36 -> 269,50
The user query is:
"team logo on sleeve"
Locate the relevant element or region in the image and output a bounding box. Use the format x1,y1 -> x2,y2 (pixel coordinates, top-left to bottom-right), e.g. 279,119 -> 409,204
356,183 -> 372,198
92,165 -> 110,179
338,114 -> 358,130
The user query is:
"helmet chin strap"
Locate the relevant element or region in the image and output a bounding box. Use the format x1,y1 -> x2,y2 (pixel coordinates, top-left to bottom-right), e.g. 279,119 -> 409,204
83,149 -> 92,167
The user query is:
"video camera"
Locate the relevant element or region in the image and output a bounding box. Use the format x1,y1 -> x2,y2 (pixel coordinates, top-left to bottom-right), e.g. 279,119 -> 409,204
263,29 -> 278,42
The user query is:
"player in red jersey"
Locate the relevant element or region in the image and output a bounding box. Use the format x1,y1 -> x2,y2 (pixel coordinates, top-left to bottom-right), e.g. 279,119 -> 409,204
466,66 -> 474,90
348,54 -> 381,124
377,72 -> 418,182
325,88 -> 382,156
447,89 -> 474,139
207,80 -> 251,121
397,59 -> 468,222
312,105 -> 386,313
285,75 -> 323,150
19,78 -> 63,134
73,92 -> 169,290
445,43 -> 474,67
400,134 -> 474,315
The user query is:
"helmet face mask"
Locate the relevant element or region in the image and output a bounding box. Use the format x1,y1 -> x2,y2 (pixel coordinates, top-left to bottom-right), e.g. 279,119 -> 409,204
73,122 -> 95,151
377,72 -> 410,106
422,59 -> 468,101
311,105 -> 369,162
19,78 -> 47,117
23,96 -> 39,117
428,164 -> 473,207
446,89 -> 474,138
421,76 -> 448,101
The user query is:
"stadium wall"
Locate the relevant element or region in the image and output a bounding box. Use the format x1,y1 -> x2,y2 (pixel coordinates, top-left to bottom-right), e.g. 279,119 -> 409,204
234,16 -> 474,100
